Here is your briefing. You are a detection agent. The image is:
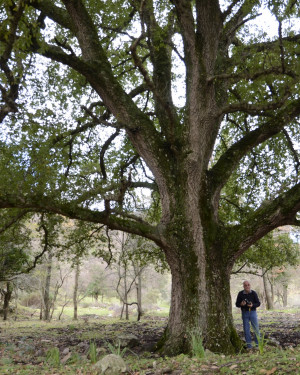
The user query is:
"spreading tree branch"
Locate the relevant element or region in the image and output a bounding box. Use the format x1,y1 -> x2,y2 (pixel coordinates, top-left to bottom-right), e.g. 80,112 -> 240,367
25,214 -> 50,273
229,182 -> 300,262
24,0 -> 171,190
222,0 -> 242,20
220,91 -> 291,116
137,2 -> 179,143
209,97 -> 300,199
234,33 -> 300,55
30,0 -> 74,31
172,0 -> 196,54
0,193 -> 161,245
282,128 -> 300,179
207,66 -> 297,83
99,130 -> 120,180
0,1 -> 26,122
222,0 -> 260,44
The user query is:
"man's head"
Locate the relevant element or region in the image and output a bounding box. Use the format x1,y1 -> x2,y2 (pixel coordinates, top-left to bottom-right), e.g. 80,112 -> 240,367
243,280 -> 251,293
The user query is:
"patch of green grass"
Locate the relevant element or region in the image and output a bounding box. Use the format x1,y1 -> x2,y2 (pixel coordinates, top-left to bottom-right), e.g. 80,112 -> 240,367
1,341 -> 300,375
60,305 -> 112,318
0,357 -> 14,366
256,331 -> 268,355
67,352 -> 82,364
126,354 -> 160,373
190,330 -> 205,359
0,363 -> 98,375
145,307 -> 169,317
107,340 -> 128,357
273,307 -> 299,314
127,346 -> 300,374
88,341 -> 98,364
1,310 -> 300,375
67,323 -> 76,331
45,347 -> 60,367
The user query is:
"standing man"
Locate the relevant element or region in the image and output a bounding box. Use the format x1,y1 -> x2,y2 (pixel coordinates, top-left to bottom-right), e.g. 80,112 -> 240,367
236,280 -> 261,349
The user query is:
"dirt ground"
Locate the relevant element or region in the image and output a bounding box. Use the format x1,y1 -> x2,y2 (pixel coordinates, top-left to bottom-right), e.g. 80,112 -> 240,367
234,309 -> 300,348
0,309 -> 299,367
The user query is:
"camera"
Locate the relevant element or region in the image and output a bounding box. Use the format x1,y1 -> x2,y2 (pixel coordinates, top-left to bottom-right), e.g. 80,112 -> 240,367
244,299 -> 251,305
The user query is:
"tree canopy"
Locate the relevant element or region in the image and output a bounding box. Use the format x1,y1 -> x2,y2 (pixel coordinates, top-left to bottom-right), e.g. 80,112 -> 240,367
0,210 -> 31,281
1,0 -> 300,355
233,229 -> 299,275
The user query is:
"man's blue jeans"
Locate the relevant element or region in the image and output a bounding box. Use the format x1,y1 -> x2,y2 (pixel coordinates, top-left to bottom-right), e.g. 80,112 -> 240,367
242,310 -> 260,348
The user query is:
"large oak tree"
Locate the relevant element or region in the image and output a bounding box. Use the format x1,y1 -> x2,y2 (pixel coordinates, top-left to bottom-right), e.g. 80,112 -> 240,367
1,0 -> 300,354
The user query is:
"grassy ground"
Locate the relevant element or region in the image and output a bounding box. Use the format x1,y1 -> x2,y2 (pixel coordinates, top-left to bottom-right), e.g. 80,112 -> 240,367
1,342 -> 300,374
19,298 -> 170,321
0,307 -> 300,374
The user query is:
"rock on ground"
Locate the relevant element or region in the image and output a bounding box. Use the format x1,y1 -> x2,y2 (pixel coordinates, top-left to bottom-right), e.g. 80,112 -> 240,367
94,354 -> 127,375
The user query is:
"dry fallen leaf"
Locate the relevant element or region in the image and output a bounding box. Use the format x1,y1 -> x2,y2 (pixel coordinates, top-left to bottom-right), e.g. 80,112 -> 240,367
259,367 -> 277,375
201,364 -> 210,369
266,367 -> 277,375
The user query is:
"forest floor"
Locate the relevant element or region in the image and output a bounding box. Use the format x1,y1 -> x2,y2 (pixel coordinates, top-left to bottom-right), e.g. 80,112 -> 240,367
0,308 -> 300,374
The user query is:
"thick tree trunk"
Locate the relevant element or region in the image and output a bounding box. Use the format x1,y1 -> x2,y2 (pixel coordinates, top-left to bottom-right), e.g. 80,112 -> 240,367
3,282 -> 13,321
156,208 -> 241,355
158,242 -> 240,354
152,151 -> 243,355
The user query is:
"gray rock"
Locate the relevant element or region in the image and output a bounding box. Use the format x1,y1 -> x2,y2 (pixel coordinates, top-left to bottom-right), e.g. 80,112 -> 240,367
117,333 -> 139,348
94,354 -> 127,375
62,347 -> 70,355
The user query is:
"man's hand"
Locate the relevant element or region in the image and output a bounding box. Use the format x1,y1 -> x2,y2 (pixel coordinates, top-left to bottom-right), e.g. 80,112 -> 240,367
241,300 -> 246,306
247,302 -> 253,307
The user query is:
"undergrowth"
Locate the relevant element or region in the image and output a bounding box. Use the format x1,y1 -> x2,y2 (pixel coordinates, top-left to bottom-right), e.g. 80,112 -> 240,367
0,309 -> 300,374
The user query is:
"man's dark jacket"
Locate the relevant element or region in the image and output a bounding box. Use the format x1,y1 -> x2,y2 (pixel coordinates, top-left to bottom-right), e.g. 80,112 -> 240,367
235,290 -> 261,311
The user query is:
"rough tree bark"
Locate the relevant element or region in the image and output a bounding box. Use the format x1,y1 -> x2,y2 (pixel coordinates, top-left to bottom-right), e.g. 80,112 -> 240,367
153,178 -> 242,353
